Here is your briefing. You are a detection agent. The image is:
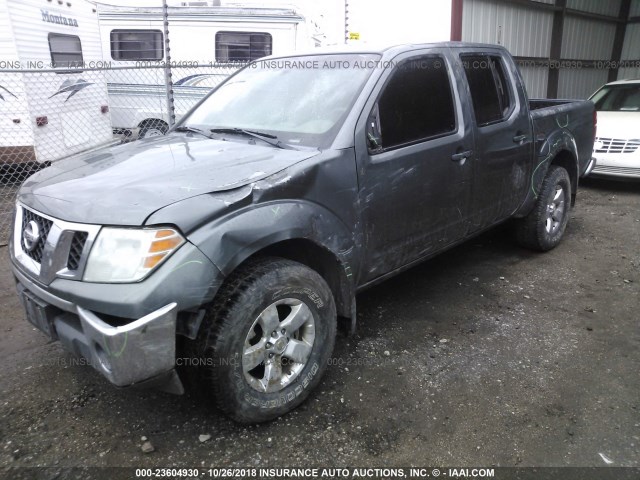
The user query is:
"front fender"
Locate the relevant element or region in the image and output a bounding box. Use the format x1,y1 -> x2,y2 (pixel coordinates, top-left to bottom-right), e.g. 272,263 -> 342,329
187,199 -> 360,285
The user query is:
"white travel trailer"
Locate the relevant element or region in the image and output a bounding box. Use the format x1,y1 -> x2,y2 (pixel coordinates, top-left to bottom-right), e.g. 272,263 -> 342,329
0,0 -> 113,166
96,2 -> 323,139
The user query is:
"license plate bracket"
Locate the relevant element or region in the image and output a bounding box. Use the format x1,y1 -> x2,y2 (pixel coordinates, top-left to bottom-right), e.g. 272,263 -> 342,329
18,286 -> 58,340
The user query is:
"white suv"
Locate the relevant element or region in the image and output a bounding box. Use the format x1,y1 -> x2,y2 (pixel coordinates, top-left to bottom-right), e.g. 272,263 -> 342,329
588,79 -> 640,179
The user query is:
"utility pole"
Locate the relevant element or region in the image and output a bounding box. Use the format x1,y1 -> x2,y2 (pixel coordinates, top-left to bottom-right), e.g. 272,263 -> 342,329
162,0 -> 175,128
344,0 -> 349,44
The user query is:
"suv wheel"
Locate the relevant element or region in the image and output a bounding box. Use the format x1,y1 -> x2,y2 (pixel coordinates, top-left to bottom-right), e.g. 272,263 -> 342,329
515,165 -> 572,251
192,257 -> 336,423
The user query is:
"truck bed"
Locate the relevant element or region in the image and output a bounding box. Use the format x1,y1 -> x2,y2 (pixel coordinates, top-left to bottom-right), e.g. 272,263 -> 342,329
529,98 -> 595,177
529,99 -> 577,111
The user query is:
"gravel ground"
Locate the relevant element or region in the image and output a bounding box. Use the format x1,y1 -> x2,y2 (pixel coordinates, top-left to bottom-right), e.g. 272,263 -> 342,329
0,177 -> 638,474
0,183 -> 19,246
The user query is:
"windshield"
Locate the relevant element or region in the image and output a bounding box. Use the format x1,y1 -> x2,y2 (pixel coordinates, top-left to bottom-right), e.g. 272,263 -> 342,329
590,84 -> 640,112
182,54 -> 381,148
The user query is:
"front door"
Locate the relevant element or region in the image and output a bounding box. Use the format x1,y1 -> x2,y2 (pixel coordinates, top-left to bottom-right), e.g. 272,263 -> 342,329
355,52 -> 475,283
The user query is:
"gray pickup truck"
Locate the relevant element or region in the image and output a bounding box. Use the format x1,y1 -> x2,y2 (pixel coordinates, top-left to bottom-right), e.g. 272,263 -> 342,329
10,43 -> 595,423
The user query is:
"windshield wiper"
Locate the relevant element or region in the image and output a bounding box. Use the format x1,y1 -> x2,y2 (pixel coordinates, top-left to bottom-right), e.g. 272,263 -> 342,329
174,125 -> 211,138
210,127 -> 295,150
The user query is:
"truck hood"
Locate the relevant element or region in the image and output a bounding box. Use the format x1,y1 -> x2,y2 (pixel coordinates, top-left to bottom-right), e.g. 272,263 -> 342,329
596,111 -> 640,139
19,134 -> 319,225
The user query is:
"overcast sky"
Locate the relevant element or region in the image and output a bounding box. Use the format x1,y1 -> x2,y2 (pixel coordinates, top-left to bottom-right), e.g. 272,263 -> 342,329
94,0 -> 452,45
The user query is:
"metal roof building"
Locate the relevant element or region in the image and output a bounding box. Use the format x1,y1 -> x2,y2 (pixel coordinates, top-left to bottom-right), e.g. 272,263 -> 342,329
453,0 -> 640,98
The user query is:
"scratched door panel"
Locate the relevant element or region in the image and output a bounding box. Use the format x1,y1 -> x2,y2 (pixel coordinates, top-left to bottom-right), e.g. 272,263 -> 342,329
459,52 -> 533,231
356,52 -> 474,282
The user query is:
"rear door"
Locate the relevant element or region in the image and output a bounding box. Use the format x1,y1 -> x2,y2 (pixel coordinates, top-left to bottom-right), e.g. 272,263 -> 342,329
458,51 -> 533,231
354,50 -> 475,283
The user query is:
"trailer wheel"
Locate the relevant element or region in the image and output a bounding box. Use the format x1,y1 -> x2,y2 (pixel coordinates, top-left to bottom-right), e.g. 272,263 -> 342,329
138,120 -> 168,139
515,165 -> 572,251
191,257 -> 336,423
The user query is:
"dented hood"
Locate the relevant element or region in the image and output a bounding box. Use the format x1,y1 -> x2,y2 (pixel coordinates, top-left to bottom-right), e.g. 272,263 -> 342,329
18,134 -> 319,225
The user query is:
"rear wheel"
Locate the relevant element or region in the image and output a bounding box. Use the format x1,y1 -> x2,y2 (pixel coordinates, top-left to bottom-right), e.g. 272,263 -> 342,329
192,257 -> 336,423
515,165 -> 572,251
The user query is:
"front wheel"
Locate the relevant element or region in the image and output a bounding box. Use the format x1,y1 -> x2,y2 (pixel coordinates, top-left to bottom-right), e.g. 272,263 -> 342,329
192,257 -> 336,423
515,165 -> 572,251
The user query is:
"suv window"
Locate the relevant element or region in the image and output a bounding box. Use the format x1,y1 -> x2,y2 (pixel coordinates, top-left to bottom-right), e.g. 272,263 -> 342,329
215,32 -> 272,62
461,55 -> 513,126
371,56 -> 456,151
48,33 -> 83,69
110,30 -> 163,61
591,84 -> 640,111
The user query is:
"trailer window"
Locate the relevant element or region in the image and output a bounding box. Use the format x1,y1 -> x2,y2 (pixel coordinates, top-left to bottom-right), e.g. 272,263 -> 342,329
110,30 -> 163,61
461,55 -> 514,126
48,34 -> 83,69
215,32 -> 272,62
372,56 -> 456,150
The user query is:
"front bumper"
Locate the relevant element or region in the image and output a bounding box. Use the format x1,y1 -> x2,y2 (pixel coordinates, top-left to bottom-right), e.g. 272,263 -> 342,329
588,153 -> 640,179
581,157 -> 596,177
10,203 -> 224,391
14,265 -> 180,389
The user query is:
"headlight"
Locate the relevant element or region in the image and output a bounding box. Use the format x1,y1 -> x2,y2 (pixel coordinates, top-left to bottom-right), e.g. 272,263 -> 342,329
83,227 -> 185,283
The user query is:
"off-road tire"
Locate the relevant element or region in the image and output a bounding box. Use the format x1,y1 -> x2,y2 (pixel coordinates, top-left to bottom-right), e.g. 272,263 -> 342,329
191,257 -> 336,423
515,165 -> 572,251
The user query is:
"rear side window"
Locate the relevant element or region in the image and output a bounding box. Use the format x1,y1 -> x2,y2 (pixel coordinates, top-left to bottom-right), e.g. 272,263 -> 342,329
461,55 -> 513,126
48,33 -> 83,69
215,32 -> 272,62
373,56 -> 456,150
110,30 -> 164,61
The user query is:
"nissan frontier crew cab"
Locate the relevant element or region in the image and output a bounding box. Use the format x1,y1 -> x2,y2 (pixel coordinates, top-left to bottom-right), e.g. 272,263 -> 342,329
11,43 -> 595,423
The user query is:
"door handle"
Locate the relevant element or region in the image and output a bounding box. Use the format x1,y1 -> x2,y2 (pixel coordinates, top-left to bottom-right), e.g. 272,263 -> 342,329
513,134 -> 527,143
451,150 -> 473,162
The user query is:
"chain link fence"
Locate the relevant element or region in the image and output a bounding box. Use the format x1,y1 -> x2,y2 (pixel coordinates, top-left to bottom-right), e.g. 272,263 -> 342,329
0,63 -> 241,244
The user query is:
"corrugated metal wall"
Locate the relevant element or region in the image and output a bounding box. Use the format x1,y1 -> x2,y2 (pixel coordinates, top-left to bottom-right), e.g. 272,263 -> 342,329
518,65 -> 548,96
566,0 -> 620,17
496,3 -> 553,56
560,17 -> 616,60
462,0 -> 553,57
619,15 -> 640,80
461,0 -> 553,97
558,68 -> 610,98
557,15 -> 617,98
461,0 -> 640,99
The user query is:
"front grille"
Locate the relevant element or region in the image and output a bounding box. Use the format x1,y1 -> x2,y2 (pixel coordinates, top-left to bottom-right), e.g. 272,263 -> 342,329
21,209 -> 53,263
595,137 -> 640,154
67,231 -> 88,270
14,205 -> 100,282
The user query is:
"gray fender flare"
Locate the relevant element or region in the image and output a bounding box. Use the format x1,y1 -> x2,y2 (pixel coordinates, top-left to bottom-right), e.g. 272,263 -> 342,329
516,129 -> 578,216
187,200 -> 360,326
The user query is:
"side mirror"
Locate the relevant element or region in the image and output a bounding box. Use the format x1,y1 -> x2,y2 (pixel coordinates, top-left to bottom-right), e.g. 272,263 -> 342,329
367,132 -> 381,150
